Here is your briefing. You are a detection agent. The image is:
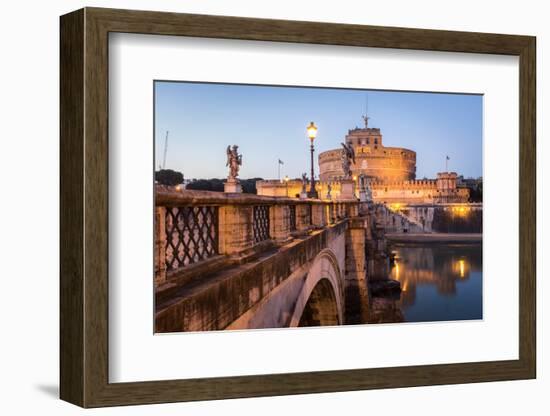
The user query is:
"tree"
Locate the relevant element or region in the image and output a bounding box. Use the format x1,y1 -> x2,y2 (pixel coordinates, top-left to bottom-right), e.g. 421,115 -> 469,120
467,180 -> 483,202
155,169 -> 184,186
186,178 -> 263,194
186,178 -> 224,192
241,178 -> 263,194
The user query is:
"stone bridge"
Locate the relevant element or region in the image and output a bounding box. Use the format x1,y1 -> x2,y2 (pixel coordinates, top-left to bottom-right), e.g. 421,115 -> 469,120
154,188 -> 383,332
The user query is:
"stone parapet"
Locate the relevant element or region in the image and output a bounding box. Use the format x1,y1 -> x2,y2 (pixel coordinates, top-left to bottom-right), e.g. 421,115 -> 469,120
219,204 -> 254,255
155,186 -> 359,284
269,204 -> 291,243
154,207 -> 167,284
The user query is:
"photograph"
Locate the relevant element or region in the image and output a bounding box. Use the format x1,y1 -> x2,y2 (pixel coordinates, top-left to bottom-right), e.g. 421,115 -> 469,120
153,82 -> 483,333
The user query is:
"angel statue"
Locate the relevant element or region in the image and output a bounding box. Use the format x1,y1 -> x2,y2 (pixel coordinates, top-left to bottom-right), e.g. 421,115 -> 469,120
340,142 -> 356,179
226,145 -> 242,181
358,174 -> 365,192
301,172 -> 308,193
365,182 -> 373,202
358,173 -> 372,202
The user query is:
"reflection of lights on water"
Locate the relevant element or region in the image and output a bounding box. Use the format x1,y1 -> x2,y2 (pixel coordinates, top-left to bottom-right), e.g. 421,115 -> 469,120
451,258 -> 468,278
459,259 -> 465,278
393,259 -> 408,291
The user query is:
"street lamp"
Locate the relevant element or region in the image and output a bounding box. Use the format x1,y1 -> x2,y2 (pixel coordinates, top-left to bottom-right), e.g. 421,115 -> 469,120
306,121 -> 318,198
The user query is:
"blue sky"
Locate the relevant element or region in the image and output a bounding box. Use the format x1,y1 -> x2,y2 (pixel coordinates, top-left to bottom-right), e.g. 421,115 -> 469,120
154,82 -> 482,180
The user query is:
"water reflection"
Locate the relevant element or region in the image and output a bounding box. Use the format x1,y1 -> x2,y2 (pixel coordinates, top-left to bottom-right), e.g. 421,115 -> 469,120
383,243 -> 482,323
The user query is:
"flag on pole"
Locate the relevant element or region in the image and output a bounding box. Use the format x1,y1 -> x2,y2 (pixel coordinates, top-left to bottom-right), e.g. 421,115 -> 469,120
446,155 -> 450,160
278,159 -> 284,165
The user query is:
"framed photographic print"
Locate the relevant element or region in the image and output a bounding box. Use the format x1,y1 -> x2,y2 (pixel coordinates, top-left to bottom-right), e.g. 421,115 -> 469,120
60,7 -> 536,408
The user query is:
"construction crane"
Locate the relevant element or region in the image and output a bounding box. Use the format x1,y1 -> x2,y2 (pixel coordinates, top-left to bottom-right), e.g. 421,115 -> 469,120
161,130 -> 169,170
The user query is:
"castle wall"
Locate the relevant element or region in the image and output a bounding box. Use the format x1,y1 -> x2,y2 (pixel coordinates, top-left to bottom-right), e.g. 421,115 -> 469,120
256,180 -> 343,200
319,148 -> 416,182
399,204 -> 482,233
256,178 -> 470,205
370,178 -> 469,204
375,203 -> 482,233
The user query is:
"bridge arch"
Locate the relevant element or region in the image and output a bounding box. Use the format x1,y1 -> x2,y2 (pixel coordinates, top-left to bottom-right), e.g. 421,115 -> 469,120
289,248 -> 344,327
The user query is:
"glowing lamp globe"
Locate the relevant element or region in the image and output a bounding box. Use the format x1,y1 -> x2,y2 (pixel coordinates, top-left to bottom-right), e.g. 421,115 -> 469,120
306,121 -> 318,140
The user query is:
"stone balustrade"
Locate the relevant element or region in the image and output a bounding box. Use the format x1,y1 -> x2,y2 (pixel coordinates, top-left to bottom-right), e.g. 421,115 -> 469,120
155,187 -> 359,284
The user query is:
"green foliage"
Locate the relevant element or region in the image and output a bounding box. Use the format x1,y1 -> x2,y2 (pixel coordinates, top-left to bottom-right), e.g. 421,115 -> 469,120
155,169 -> 184,186
468,181 -> 483,202
186,178 -> 263,194
186,178 -> 224,192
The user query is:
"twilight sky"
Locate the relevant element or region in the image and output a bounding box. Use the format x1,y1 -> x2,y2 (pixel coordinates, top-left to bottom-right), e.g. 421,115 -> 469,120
154,81 -> 482,180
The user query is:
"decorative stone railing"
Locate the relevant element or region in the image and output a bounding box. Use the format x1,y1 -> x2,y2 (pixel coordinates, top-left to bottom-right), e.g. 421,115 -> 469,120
155,188 -> 360,284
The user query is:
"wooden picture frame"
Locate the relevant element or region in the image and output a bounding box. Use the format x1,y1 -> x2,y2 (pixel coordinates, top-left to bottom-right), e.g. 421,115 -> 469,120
60,7 -> 536,408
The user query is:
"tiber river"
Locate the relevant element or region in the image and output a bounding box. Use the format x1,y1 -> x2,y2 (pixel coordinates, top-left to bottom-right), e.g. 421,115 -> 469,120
374,243 -> 483,323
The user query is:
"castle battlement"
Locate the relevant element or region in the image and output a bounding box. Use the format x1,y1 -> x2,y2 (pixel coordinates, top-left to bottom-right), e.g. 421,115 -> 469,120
370,179 -> 437,188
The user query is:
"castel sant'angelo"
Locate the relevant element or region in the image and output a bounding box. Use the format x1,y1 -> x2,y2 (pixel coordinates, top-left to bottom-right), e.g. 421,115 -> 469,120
318,119 -> 416,182
257,116 -> 470,204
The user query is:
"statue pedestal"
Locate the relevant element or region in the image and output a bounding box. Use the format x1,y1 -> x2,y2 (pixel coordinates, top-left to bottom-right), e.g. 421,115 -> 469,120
359,190 -> 367,202
224,180 -> 242,193
339,179 -> 356,200
299,191 -> 308,199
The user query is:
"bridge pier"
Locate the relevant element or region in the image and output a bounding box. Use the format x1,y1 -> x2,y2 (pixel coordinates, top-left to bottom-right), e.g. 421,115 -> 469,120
343,216 -> 370,324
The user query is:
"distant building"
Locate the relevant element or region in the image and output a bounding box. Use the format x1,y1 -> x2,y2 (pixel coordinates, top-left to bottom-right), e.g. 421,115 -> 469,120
370,172 -> 469,204
257,118 -> 472,204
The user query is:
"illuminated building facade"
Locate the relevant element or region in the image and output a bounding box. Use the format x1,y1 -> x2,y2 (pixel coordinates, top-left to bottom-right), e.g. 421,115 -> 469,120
257,118 -> 471,205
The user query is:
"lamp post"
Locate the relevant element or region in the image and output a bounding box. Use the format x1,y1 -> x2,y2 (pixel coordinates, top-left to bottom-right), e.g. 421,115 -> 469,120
306,121 -> 318,198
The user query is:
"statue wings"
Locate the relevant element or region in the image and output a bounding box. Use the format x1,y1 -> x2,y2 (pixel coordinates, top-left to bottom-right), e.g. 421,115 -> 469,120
226,145 -> 231,166
341,142 -> 356,164
349,144 -> 356,164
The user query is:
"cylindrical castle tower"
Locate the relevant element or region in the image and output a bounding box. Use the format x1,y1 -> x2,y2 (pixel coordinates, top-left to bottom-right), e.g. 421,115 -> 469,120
318,122 -> 416,182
